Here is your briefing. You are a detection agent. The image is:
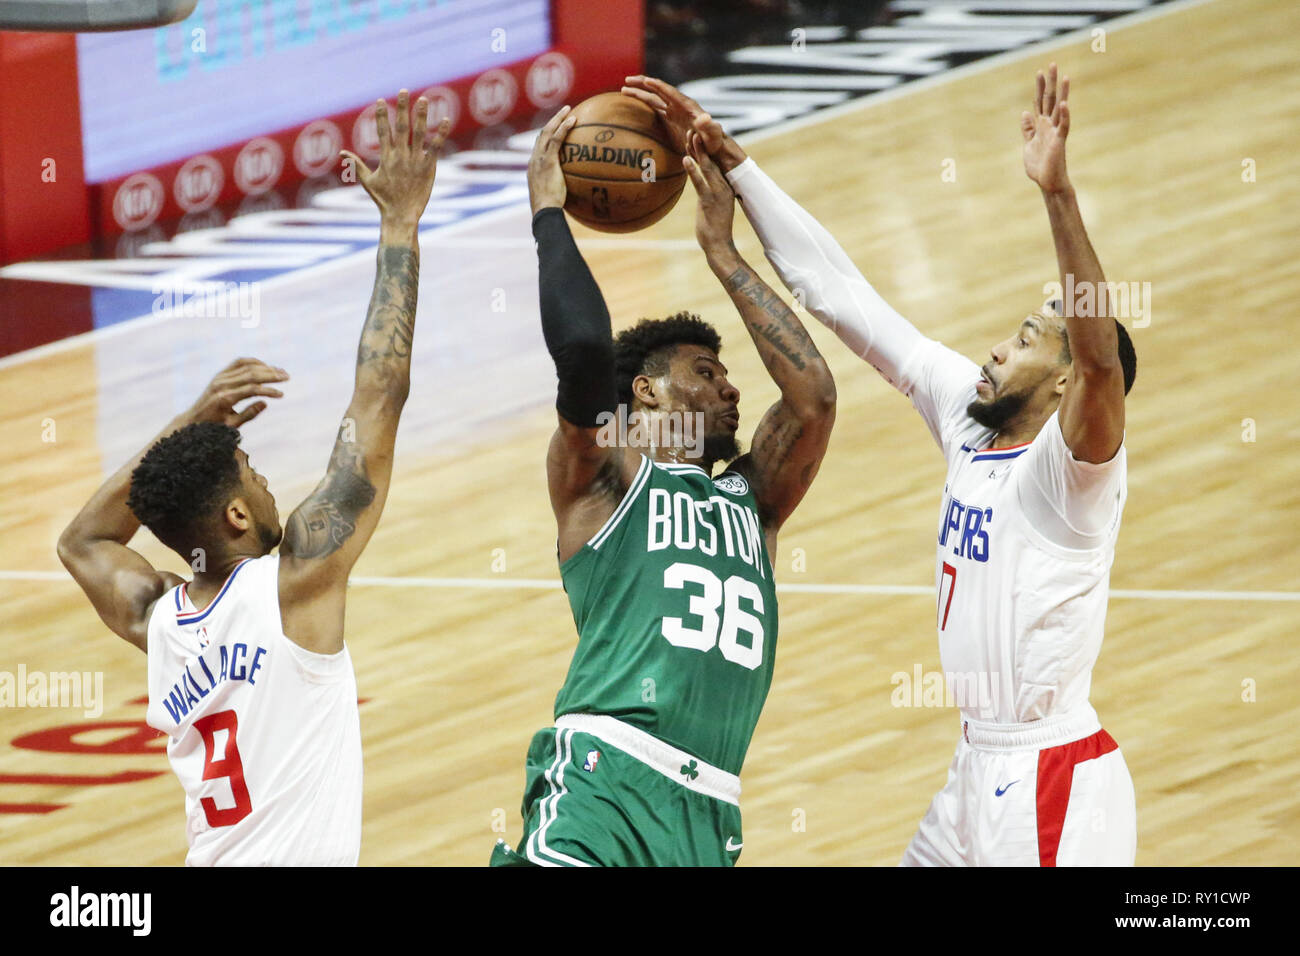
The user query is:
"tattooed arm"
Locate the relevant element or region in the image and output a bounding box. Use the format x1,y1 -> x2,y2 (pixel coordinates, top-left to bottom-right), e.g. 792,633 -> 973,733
686,148 -> 836,538
278,92 -> 448,655
58,359 -> 285,650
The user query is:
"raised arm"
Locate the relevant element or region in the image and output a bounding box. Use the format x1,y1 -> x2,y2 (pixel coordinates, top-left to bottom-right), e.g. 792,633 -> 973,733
278,91 -> 446,653
623,75 -> 930,393
1023,64 -> 1125,464
58,360 -> 286,650
527,106 -> 639,563
686,145 -> 835,534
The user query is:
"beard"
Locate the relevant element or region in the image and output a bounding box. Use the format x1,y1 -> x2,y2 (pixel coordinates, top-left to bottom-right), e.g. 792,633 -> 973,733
966,389 -> 1028,432
703,432 -> 742,465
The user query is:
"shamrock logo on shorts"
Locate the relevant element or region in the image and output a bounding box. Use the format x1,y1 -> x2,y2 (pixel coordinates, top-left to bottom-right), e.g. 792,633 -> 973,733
680,760 -> 699,781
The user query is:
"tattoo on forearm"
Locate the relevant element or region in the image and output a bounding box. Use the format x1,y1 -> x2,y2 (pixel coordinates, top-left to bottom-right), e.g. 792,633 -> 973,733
725,265 -> 812,372
283,444 -> 377,559
356,245 -> 419,380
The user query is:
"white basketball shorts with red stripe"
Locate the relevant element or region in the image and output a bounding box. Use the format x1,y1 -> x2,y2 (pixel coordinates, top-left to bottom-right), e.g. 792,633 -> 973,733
900,706 -> 1137,866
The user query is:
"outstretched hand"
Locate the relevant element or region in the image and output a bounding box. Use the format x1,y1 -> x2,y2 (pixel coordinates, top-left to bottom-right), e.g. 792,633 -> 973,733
621,75 -> 746,173
684,141 -> 736,258
1022,64 -> 1071,194
186,357 -> 289,429
341,90 -> 450,228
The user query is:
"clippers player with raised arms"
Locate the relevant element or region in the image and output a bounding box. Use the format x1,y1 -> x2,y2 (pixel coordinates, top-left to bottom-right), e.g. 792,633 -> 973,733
491,105 -> 836,867
57,92 -> 447,865
623,65 -> 1138,866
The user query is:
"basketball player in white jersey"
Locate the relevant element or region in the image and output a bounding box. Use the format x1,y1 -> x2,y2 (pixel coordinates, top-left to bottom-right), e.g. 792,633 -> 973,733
625,66 -> 1138,865
57,92 -> 447,866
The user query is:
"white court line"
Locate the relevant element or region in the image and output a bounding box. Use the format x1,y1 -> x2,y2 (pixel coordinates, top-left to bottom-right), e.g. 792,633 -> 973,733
1,569 -> 1294,602
0,0 -> 1220,373
0,571 -> 67,581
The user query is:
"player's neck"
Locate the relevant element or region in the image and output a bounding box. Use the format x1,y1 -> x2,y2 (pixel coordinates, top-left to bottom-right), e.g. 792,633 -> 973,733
650,446 -> 714,473
187,551 -> 256,605
620,408 -> 711,471
993,404 -> 1056,450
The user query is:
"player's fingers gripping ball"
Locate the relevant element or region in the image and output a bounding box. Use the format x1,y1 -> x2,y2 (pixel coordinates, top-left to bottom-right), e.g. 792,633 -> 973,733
559,92 -> 686,233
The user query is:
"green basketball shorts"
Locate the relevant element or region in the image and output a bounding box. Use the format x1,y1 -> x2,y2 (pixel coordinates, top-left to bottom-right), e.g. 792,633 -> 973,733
490,714 -> 744,867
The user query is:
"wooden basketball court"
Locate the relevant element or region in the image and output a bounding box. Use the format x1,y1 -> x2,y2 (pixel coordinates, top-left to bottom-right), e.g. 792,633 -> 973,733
1,0 -> 1296,865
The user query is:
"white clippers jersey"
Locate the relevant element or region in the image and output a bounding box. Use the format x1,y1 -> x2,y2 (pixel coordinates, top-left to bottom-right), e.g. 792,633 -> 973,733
897,339 -> 1127,725
145,554 -> 362,866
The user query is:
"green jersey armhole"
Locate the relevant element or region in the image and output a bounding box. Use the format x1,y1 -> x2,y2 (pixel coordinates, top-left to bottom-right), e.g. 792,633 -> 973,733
559,539 -> 598,577
558,454 -> 654,576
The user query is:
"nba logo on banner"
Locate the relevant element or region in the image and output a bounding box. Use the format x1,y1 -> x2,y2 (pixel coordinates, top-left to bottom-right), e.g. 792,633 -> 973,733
583,750 -> 600,772
469,69 -> 518,125
112,173 -> 165,231
174,155 -> 223,213
234,137 -> 284,196
419,86 -> 460,133
293,121 -> 343,178
526,52 -> 574,108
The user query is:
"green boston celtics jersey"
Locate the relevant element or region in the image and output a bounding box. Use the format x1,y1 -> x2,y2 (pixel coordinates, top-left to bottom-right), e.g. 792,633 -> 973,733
555,454 -> 778,776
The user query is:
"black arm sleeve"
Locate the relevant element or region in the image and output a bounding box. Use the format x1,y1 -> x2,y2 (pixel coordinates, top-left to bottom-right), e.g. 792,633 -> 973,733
533,207 -> 618,428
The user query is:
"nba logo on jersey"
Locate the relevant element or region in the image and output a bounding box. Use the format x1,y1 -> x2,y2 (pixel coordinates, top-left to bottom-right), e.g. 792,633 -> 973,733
583,750 -> 600,772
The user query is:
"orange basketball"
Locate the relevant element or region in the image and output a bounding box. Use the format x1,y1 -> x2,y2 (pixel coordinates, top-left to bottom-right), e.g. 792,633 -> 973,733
559,92 -> 686,233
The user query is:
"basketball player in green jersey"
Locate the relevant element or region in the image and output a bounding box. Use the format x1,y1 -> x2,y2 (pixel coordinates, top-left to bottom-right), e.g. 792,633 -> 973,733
491,106 -> 836,867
